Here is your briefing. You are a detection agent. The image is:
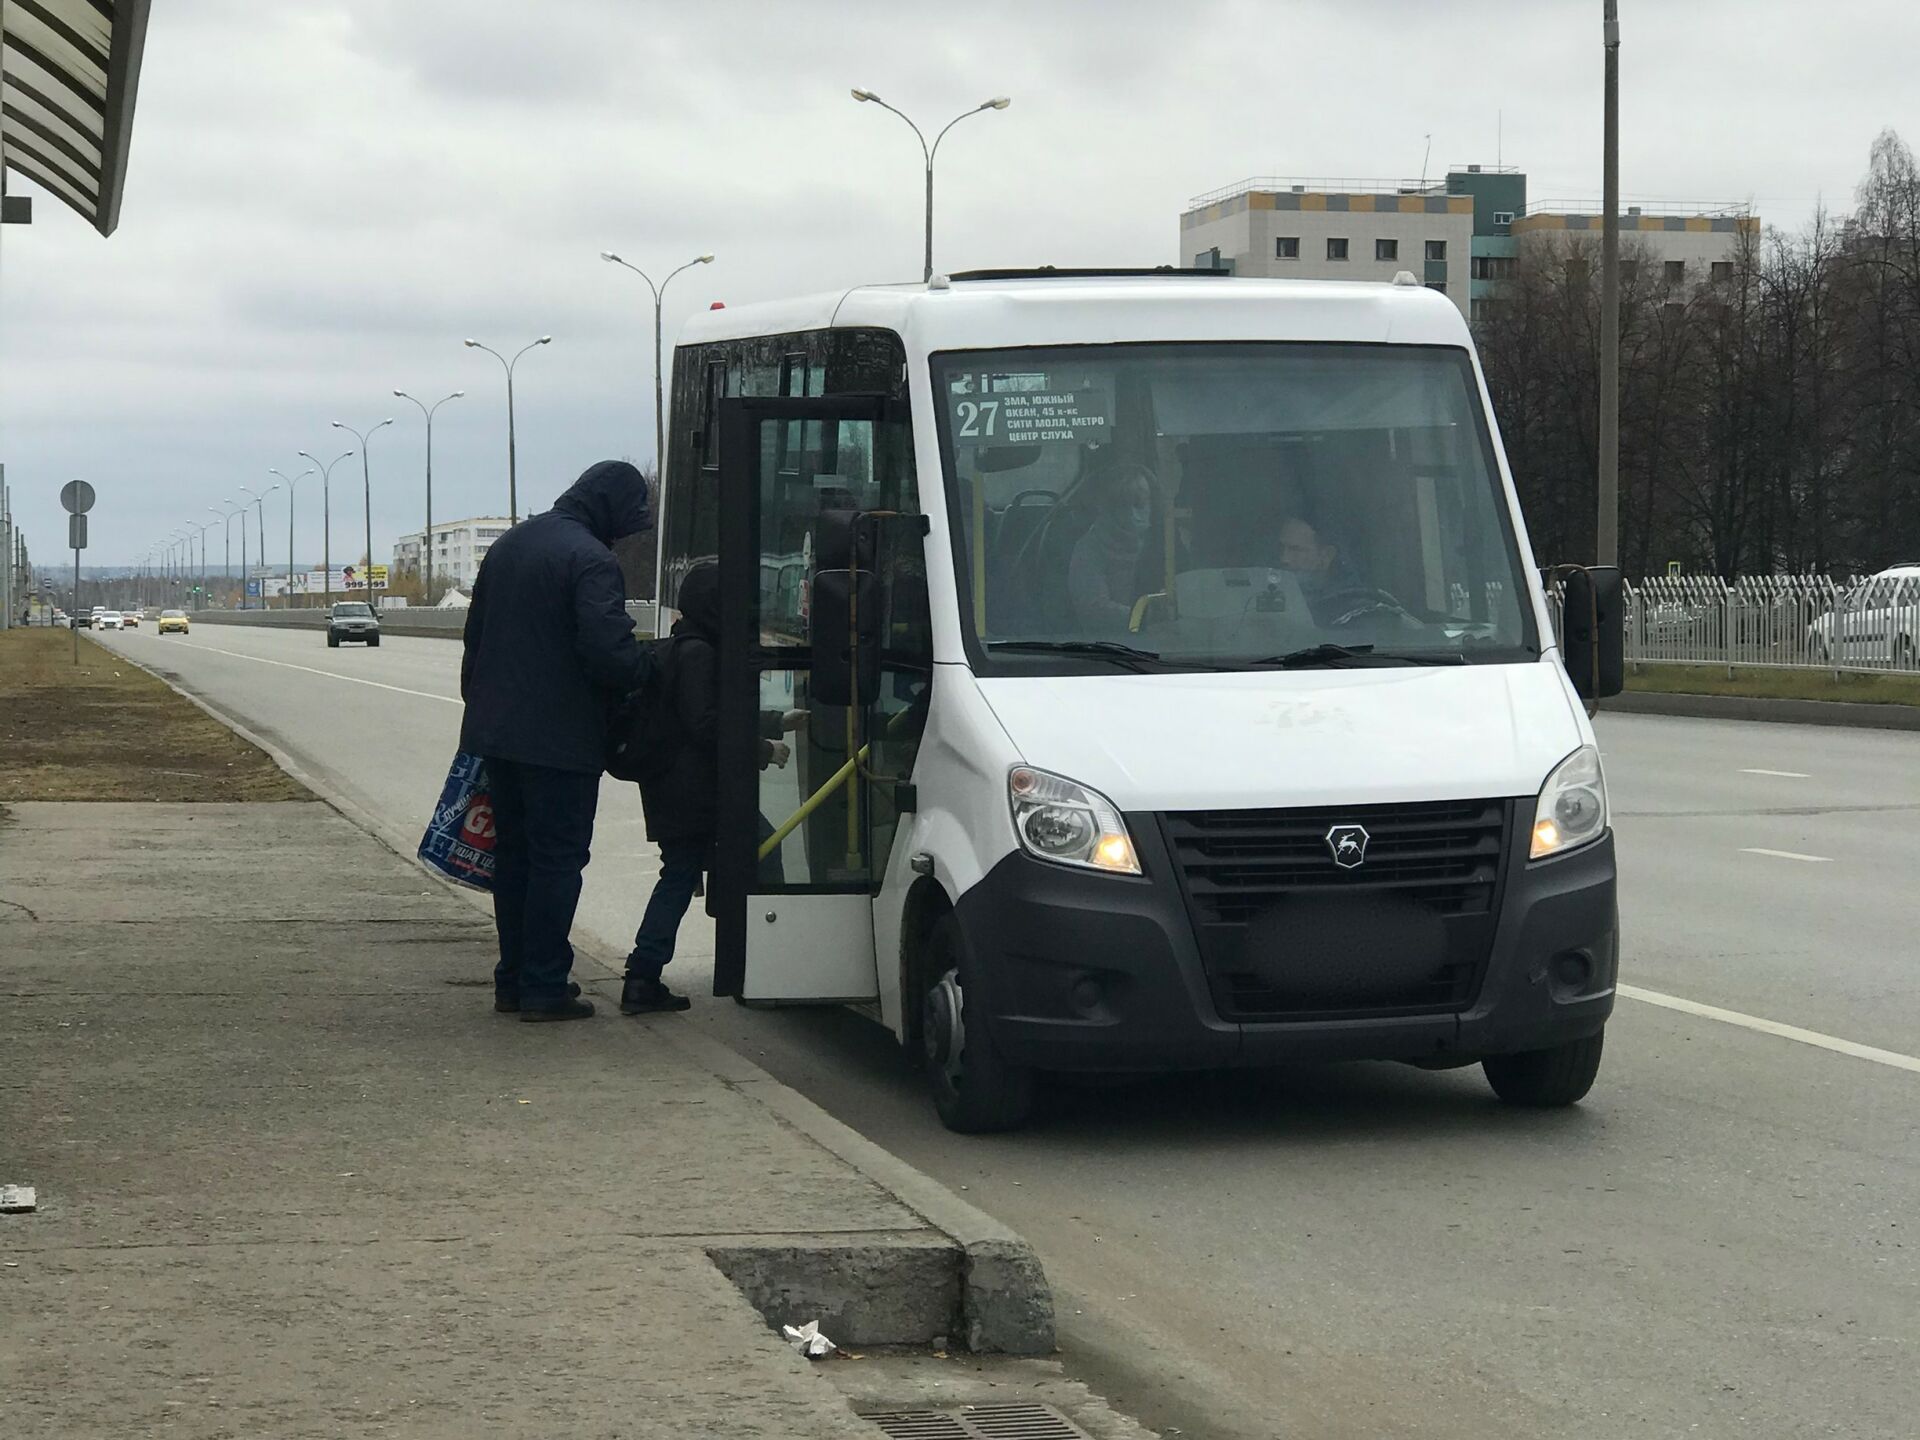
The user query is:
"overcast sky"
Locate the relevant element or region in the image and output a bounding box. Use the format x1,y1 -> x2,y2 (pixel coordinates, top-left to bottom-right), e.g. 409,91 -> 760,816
4,0 -> 1915,571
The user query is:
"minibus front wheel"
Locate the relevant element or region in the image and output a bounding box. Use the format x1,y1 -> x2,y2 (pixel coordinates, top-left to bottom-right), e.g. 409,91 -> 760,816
1482,1027 -> 1606,1107
922,915 -> 1034,1133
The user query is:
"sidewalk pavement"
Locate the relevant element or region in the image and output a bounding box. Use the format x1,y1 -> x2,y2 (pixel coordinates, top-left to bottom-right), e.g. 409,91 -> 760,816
0,800 -> 1050,1438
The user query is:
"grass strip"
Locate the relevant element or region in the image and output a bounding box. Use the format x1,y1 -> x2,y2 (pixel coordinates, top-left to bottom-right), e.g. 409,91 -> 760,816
0,628 -> 309,801
1627,662 -> 1920,707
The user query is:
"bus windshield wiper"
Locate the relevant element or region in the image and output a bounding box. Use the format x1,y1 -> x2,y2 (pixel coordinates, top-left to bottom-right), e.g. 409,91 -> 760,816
987,639 -> 1165,669
1249,643 -> 1469,669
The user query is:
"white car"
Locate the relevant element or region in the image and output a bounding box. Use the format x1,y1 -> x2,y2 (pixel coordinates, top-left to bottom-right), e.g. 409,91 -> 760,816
1807,564 -> 1920,666
97,610 -> 123,631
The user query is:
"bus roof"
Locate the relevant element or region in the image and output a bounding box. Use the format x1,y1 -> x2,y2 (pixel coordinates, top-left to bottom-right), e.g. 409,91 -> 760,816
674,273 -> 1471,354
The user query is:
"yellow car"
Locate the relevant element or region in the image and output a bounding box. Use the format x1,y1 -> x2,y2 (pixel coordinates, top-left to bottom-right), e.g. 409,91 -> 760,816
157,609 -> 190,635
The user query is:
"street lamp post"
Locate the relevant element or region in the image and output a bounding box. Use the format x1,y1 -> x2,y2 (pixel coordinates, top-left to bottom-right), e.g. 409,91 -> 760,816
599,251 -> 713,600
269,467 -> 314,609
392,389 -> 465,602
237,484 -> 279,610
1597,0 -> 1622,568
332,419 -> 393,605
464,336 -> 551,524
192,520 -> 216,611
170,531 -> 190,607
212,504 -> 242,608
850,89 -> 1011,282
298,449 -> 357,607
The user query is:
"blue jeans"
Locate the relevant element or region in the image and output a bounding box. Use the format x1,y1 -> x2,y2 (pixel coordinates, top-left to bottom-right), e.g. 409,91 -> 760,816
487,759 -> 600,1010
626,817 -> 785,982
627,839 -> 707,982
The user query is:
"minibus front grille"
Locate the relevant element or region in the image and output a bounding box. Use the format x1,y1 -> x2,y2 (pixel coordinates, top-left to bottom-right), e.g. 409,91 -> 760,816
1161,799 -> 1512,1022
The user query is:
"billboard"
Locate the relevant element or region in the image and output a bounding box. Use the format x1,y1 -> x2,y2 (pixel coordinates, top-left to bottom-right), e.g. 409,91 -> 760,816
260,569 -> 350,598
342,564 -> 388,591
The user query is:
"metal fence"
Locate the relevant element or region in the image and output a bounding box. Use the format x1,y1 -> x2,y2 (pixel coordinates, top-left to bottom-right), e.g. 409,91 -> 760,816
1612,573 -> 1920,675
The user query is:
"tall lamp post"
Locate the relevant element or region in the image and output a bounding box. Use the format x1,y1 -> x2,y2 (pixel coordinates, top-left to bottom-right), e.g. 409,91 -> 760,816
1597,0 -> 1622,568
599,251 -> 713,600
269,467 -> 314,609
177,530 -> 199,608
211,504 -> 242,608
237,484 -> 279,610
850,89 -> 1011,282
191,519 -> 217,611
392,389 -> 464,602
332,419 -> 392,604
463,335 -> 550,524
298,448 -> 356,607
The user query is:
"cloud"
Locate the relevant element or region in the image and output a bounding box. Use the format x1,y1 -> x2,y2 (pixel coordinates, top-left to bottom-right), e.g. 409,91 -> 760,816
3,0 -> 1914,567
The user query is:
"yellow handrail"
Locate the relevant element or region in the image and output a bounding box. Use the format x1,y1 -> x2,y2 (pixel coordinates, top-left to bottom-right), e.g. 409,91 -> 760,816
972,479 -> 988,637
758,743 -> 870,861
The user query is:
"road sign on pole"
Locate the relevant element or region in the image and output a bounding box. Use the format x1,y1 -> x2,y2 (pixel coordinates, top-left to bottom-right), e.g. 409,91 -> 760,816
60,479 -> 96,515
71,509 -> 88,665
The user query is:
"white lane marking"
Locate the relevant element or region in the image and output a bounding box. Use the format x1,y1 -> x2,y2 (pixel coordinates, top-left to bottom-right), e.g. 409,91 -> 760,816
1739,847 -> 1832,863
1740,768 -> 1811,778
1619,983 -> 1920,1076
177,640 -> 461,706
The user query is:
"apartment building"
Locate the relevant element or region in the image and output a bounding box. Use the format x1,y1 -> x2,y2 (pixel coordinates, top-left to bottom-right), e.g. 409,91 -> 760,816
392,515 -> 512,590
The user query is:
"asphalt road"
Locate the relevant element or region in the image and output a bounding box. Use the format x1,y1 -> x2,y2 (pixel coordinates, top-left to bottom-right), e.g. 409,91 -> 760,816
99,624 -> 1920,1440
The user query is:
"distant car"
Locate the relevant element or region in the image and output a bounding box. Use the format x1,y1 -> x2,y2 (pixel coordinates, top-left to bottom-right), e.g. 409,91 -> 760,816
72,611 -> 92,629
1807,564 -> 1920,666
158,609 -> 190,635
97,611 -> 123,631
327,601 -> 380,647
121,611 -> 139,628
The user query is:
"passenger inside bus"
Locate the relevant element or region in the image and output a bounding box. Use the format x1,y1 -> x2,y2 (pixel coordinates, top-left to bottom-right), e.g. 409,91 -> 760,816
1067,461 -> 1157,636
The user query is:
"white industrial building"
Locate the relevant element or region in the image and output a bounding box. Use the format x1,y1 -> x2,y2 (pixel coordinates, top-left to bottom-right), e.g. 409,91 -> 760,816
1181,168 -> 1758,322
1181,175 -> 1482,314
392,516 -> 512,590
1509,204 -> 1760,289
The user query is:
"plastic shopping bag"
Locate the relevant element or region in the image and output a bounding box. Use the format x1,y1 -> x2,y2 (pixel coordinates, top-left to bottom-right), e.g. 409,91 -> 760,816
418,751 -> 497,892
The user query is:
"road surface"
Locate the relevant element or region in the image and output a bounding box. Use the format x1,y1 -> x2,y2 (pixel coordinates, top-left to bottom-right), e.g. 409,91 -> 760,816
98,624 -> 1920,1440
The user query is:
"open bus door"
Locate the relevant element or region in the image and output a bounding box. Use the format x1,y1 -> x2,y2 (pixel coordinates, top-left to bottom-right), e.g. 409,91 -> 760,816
711,395 -> 927,1003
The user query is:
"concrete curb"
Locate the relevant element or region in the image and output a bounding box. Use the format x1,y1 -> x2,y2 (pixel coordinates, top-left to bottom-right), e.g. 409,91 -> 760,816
110,635 -> 1058,1355
1605,689 -> 1920,731
664,1027 -> 1057,1355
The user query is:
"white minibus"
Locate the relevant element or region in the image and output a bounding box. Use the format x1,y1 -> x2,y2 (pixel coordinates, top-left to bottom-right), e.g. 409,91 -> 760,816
661,269 -> 1623,1132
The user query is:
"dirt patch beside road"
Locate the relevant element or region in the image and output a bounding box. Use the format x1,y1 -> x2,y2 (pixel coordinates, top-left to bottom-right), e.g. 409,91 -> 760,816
0,628 -> 307,801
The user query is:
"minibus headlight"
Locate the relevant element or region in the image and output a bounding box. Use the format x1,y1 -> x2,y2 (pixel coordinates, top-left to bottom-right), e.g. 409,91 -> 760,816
1531,745 -> 1608,859
1008,767 -> 1140,876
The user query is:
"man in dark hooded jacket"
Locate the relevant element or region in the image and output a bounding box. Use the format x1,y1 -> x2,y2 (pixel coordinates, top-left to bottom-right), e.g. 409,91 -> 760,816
623,563 -> 800,1014
460,460 -> 654,1021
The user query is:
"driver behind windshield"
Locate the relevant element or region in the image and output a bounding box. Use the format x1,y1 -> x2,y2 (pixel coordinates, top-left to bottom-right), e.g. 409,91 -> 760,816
1068,461 -> 1156,636
1277,512 -> 1362,624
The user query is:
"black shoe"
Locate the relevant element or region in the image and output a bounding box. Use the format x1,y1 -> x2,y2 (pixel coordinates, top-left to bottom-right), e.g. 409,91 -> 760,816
495,981 -> 581,1014
620,976 -> 692,1015
518,996 -> 595,1022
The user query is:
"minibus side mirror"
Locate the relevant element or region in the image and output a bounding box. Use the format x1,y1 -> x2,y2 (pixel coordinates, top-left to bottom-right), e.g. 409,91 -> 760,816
812,568 -> 880,708
1561,565 -> 1624,701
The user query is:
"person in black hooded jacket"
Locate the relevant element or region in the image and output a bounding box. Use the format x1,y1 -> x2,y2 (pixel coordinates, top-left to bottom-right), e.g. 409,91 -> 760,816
621,562 -> 802,1014
460,460 -> 654,1021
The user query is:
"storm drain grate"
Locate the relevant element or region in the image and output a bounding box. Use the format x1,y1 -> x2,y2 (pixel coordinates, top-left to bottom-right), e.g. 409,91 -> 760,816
864,1403 -> 1091,1440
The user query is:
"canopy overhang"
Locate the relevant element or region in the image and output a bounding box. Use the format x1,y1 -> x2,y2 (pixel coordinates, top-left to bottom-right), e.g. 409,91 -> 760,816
0,0 -> 151,237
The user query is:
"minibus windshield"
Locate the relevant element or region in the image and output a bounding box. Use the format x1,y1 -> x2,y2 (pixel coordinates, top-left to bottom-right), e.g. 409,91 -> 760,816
933,342 -> 1536,671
